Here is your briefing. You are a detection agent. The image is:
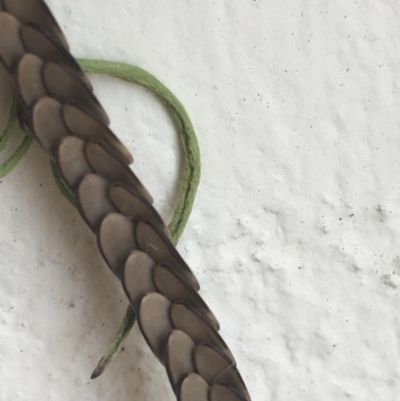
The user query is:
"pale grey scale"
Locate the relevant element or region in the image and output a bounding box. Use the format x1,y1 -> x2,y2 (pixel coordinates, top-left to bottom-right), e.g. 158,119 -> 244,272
31,97 -> 69,156
209,385 -> 249,401
85,141 -> 152,204
63,105 -> 132,165
122,250 -> 156,309
17,53 -> 47,108
56,136 -> 92,189
178,373 -> 209,401
170,304 -> 235,363
42,62 -> 109,126
97,212 -> 136,276
19,25 -> 92,91
153,265 -> 219,331
165,330 -> 196,389
109,184 -> 168,236
194,344 -> 250,400
3,0 -> 69,50
137,292 -> 173,363
76,173 -> 116,230
0,12 -> 25,71
135,221 -> 200,291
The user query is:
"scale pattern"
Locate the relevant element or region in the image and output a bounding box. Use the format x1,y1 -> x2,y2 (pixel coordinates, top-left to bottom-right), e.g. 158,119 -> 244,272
0,1 -> 251,400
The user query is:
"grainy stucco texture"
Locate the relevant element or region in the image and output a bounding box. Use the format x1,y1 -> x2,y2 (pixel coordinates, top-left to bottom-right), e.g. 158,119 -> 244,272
1,1 -> 400,400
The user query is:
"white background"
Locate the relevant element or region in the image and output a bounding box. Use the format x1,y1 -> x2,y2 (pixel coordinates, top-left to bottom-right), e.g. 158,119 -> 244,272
1,1 -> 400,400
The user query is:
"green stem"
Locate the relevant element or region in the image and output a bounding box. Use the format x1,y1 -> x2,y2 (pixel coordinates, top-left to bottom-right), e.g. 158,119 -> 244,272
90,305 -> 136,379
78,59 -> 201,243
0,97 -> 33,178
0,95 -> 18,152
50,160 -> 76,207
0,134 -> 33,178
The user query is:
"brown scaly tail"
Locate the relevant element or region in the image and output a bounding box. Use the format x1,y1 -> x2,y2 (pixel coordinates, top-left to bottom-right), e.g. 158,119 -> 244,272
0,1 -> 251,400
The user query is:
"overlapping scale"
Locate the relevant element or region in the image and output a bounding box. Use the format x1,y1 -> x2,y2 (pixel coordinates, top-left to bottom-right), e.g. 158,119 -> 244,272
42,62 -> 109,125
0,2 -> 252,400
165,330 -> 195,389
17,53 -> 46,108
98,212 -> 136,275
178,373 -> 209,401
170,304 -> 234,363
195,344 -> 233,385
31,97 -> 69,155
137,292 -> 173,362
194,344 -> 249,399
77,174 -> 115,229
153,265 -> 219,330
85,141 -> 152,203
56,136 -> 92,189
0,12 -> 25,71
209,385 -> 248,401
122,250 -> 156,308
3,0 -> 69,50
108,184 -> 167,236
135,221 -> 200,291
63,105 -> 132,165
19,24 -> 92,90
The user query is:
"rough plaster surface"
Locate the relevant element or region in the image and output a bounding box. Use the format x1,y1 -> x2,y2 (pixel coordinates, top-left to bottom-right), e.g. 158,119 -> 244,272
1,1 -> 400,400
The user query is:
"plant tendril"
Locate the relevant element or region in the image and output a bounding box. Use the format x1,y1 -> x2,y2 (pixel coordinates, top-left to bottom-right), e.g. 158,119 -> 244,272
0,96 -> 33,178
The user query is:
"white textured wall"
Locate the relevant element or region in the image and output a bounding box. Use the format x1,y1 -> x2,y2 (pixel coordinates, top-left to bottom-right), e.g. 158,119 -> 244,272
1,1 -> 400,400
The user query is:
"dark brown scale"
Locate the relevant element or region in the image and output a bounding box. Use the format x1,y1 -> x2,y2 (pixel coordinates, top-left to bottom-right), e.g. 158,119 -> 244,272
31,97 -> 69,155
194,344 -> 250,400
19,24 -> 92,90
195,344 -> 233,385
108,184 -> 166,234
42,62 -> 109,126
170,303 -> 234,362
209,385 -> 249,401
137,292 -> 173,363
178,374 -> 209,401
63,105 -> 133,165
135,220 -> 200,291
153,264 -> 219,330
17,53 -> 47,108
3,0 -> 69,50
0,12 -> 25,72
165,330 -> 196,390
76,173 -> 116,230
122,250 -> 157,309
55,136 -> 93,189
85,141 -> 152,203
97,212 -> 137,276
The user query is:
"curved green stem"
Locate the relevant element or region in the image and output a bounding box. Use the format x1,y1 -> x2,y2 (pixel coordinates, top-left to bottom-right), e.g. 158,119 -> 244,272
78,59 -> 201,243
50,160 -> 76,207
0,95 -> 18,152
0,134 -> 33,178
90,305 -> 136,379
0,97 -> 33,178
